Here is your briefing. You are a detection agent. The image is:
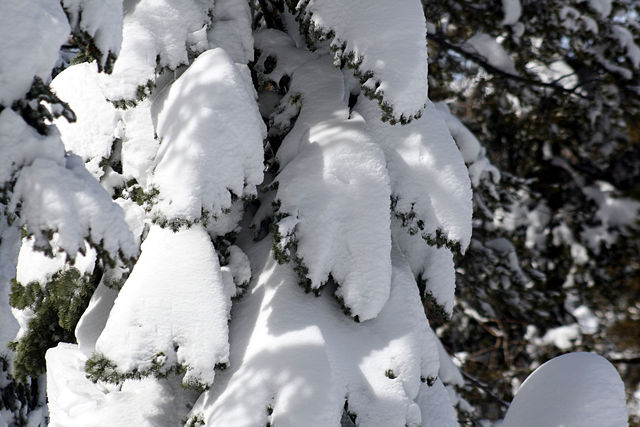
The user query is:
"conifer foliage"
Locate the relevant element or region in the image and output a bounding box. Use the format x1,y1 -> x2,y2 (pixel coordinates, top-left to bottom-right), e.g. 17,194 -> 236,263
0,0 -> 633,426
0,0 -> 474,425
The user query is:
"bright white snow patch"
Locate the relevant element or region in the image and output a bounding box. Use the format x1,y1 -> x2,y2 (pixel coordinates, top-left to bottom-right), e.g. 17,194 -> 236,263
94,224 -> 232,388
298,0 -> 429,119
99,0 -> 213,101
501,0 -> 522,26
47,343 -> 197,426
0,0 -> 69,105
272,56 -> 392,321
0,109 -> 65,184
190,239 -> 444,426
464,33 -> 517,75
358,98 -> 473,249
61,0 -> 123,70
152,48 -> 265,223
503,352 -> 628,427
10,154 -> 137,261
51,62 -> 121,178
208,0 -> 254,64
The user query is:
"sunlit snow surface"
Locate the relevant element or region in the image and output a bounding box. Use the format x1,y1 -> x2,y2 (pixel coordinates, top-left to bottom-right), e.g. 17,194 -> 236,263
298,0 -> 429,119
503,352 -> 628,427
189,238 -> 451,427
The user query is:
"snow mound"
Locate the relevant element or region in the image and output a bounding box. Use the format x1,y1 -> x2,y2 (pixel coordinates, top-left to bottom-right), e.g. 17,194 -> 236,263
297,0 -> 428,122
0,0 -> 69,105
463,33 -> 517,75
99,0 -> 213,102
120,99 -> 159,188
61,0 -> 123,71
10,154 -> 137,261
189,238 -> 444,426
272,56 -> 392,321
151,48 -> 265,224
208,0 -> 254,64
0,109 -> 65,184
94,224 -> 232,388
51,62 -> 121,178
358,98 -> 473,251
503,352 -> 628,427
47,343 -> 196,426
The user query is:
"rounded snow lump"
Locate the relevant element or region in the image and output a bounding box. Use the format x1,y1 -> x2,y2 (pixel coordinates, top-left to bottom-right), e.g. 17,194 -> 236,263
503,352 -> 628,427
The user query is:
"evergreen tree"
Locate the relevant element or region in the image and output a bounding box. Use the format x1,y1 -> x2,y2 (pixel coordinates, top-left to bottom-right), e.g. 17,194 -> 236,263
423,0 -> 640,423
0,0 -> 632,426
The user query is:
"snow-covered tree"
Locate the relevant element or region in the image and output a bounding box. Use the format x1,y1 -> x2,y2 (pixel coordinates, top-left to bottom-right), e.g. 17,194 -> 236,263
0,1 -> 633,426
423,0 -> 640,422
0,0 -> 473,425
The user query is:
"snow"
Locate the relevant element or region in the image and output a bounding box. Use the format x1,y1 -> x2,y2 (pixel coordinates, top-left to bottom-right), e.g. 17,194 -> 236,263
99,0 -> 213,102
94,224 -> 232,388
541,324 -> 580,350
272,55 -> 392,321
464,33 -> 517,75
586,0 -> 613,18
415,379 -> 458,427
51,62 -> 121,178
0,0 -> 69,105
15,237 -> 96,287
75,282 -> 118,357
583,181 -> 640,228
502,352 -> 628,427
0,109 -> 66,184
0,225 -> 20,356
10,154 -> 138,261
207,0 -> 254,64
151,48 -> 265,223
61,0 -> 123,70
47,343 -> 197,426
189,238 -> 445,426
120,99 -> 159,188
358,97 -> 473,249
298,0 -> 429,120
435,102 -> 501,187
392,220 -> 456,315
501,0 -> 522,26
612,25 -> 640,68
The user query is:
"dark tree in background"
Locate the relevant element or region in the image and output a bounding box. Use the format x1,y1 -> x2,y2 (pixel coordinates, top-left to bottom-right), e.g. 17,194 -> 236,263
423,0 -> 640,423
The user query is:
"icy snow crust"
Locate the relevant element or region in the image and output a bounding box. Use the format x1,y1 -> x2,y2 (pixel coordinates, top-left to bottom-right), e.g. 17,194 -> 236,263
503,352 -> 628,427
190,238 -> 448,427
152,48 -> 265,223
95,225 -> 232,388
297,0 -> 429,121
99,0 -> 213,102
0,0 -> 69,105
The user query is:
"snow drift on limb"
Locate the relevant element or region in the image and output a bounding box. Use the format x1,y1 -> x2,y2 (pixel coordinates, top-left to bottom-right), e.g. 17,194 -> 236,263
92,224 -> 233,389
188,238 -> 444,427
151,48 -> 265,225
296,0 -> 429,122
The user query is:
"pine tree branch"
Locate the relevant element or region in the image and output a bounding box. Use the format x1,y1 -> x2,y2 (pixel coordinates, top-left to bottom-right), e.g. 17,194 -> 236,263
426,32 -> 594,100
